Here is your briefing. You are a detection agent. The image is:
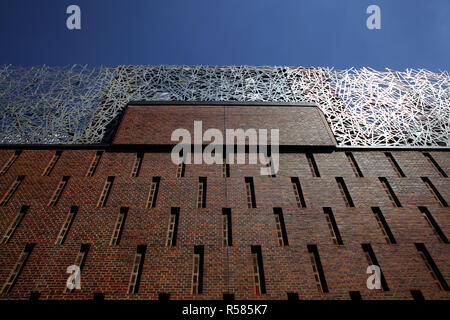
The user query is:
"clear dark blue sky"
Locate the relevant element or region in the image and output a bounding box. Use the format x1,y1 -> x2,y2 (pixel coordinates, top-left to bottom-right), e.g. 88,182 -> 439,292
0,0 -> 449,71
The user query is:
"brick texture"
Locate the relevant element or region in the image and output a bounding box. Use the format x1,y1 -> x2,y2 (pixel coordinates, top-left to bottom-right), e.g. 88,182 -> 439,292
0,105 -> 448,301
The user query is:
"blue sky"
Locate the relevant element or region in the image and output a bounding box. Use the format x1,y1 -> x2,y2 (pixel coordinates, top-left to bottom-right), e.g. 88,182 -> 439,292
0,0 -> 449,71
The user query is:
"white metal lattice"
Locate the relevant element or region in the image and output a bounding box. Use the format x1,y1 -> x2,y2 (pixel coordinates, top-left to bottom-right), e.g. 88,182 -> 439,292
0,65 -> 448,146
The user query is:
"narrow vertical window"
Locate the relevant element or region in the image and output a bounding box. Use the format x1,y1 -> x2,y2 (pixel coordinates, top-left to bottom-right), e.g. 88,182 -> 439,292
131,152 -> 143,177
415,243 -> 449,291
291,177 -> 306,208
166,207 -> 179,247
197,177 -> 207,208
0,150 -> 21,176
273,208 -> 289,246
307,244 -> 328,293
1,205 -> 29,244
222,161 -> 230,178
55,206 -> 78,245
421,177 -> 448,207
128,245 -> 146,294
245,177 -> 256,208
361,244 -> 389,291
192,245 -> 204,295
371,207 -> 396,244
110,207 -> 128,246
146,177 -> 160,208
335,177 -> 354,207
306,153 -> 320,177
418,206 -> 448,243
97,176 -> 114,208
42,151 -> 62,176
323,207 -> 343,245
65,244 -> 90,293
222,208 -> 232,246
86,151 -> 102,177
0,175 -> 25,207
176,163 -> 185,178
1,243 -> 34,294
251,245 -> 266,295
345,152 -> 363,177
48,176 -> 70,207
423,153 -> 447,177
378,177 -> 402,207
384,152 -> 406,177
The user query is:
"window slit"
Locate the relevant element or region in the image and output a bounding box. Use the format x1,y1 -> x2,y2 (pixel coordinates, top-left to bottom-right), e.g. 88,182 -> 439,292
415,243 -> 449,291
146,177 -> 160,208
323,207 -> 343,245
291,177 -> 306,208
371,207 -> 396,244
307,244 -> 328,293
0,150 -> 21,176
378,177 -> 402,207
1,205 -> 29,244
55,206 -> 78,245
421,177 -> 448,207
48,176 -> 70,207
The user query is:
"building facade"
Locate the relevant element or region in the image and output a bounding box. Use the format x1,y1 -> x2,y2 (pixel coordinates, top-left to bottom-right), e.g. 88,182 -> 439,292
0,102 -> 448,300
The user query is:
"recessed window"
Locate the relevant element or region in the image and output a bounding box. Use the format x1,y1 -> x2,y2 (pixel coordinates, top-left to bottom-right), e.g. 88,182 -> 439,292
307,244 -> 328,293
418,206 -> 448,243
378,177 -> 402,207
131,153 -> 143,177
423,153 -> 447,177
0,175 -> 25,207
191,246 -> 204,295
146,177 -> 160,208
421,177 -> 448,207
291,177 -> 306,208
128,245 -> 146,294
371,207 -> 396,244
306,153 -> 320,177
245,177 -> 256,208
42,151 -> 62,176
222,208 -> 232,247
110,207 -> 128,246
415,243 -> 449,291
323,207 -> 343,245
345,152 -> 363,177
97,176 -> 114,207
1,243 -> 34,294
384,152 -> 405,177
273,208 -> 289,246
86,151 -> 102,177
0,150 -> 21,176
251,245 -> 266,295
335,177 -> 354,207
197,177 -> 207,208
55,206 -> 78,245
166,208 -> 179,247
1,205 -> 29,244
48,176 -> 70,207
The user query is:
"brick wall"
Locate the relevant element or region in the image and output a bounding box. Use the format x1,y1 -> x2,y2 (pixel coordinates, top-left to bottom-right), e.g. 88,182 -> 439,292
0,105 -> 448,301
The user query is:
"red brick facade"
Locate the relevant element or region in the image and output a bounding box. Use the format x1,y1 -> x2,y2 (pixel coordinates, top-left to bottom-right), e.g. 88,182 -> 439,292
0,104 -> 448,300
